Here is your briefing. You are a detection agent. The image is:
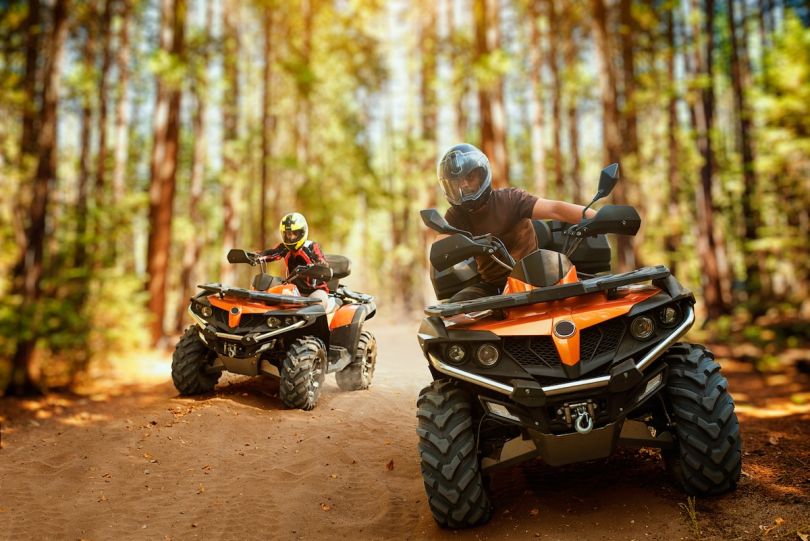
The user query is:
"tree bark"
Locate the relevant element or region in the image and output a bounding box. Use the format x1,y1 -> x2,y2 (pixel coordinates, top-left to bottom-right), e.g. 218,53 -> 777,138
528,0 -> 548,196
94,0 -> 114,264
488,0 -> 508,188
220,0 -> 240,285
547,0 -> 563,194
76,16 -> 97,269
146,0 -> 186,345
727,0 -> 762,307
112,0 -> 131,211
665,3 -> 680,277
10,0 -> 70,395
260,7 -> 274,250
419,0 -> 438,308
562,2 -> 581,200
591,0 -> 633,271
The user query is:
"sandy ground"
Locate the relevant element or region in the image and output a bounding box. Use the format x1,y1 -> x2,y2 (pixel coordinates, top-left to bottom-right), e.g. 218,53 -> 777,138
1,319 -> 808,541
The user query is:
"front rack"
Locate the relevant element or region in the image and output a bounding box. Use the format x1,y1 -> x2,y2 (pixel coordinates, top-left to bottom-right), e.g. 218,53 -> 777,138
197,282 -> 321,306
425,265 -> 671,318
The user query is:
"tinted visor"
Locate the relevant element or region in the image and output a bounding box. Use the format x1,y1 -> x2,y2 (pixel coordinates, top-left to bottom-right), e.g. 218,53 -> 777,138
282,229 -> 305,245
437,148 -> 491,205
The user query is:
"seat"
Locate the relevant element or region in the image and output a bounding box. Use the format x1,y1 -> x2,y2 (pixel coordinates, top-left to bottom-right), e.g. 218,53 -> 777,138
324,254 -> 351,291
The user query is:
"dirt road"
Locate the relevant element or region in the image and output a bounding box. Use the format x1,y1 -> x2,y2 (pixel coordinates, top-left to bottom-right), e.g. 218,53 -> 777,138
1,320 -> 808,540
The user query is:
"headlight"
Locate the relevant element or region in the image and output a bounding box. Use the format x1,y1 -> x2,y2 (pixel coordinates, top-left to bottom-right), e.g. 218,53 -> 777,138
200,305 -> 213,318
630,315 -> 655,340
267,316 -> 282,328
658,305 -> 681,327
283,317 -> 296,326
476,344 -> 500,367
446,344 -> 466,364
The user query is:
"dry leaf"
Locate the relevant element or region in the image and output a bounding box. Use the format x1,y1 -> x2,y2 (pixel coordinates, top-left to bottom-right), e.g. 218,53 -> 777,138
774,518 -> 784,526
386,460 -> 394,471
530,509 -> 539,516
320,503 -> 331,512
196,484 -> 205,495
98,495 -> 107,502
330,474 -> 337,479
797,532 -> 808,541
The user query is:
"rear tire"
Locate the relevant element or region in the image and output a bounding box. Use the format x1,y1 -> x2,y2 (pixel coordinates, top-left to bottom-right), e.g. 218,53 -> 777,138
280,337 -> 326,410
335,330 -> 377,391
663,343 -> 742,495
172,326 -> 219,395
416,380 -> 491,528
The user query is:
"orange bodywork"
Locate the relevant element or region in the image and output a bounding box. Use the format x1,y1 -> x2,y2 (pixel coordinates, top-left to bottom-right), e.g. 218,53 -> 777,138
466,266 -> 660,366
207,284 -> 301,328
330,304 -> 360,330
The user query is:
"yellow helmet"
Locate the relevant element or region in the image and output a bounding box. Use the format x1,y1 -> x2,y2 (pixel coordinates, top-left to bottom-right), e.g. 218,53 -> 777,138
279,212 -> 308,250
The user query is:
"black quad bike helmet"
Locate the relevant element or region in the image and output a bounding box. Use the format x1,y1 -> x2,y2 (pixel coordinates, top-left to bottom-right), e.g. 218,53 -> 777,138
437,143 -> 492,212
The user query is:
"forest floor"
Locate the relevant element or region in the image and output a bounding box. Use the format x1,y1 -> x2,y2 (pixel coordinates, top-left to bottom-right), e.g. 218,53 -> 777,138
1,319 -> 809,541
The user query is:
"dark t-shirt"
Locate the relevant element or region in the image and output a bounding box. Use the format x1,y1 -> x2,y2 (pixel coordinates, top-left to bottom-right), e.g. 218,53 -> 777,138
445,188 -> 539,286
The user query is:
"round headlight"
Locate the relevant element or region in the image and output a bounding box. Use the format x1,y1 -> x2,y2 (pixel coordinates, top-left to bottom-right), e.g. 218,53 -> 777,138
267,316 -> 281,328
658,306 -> 680,327
200,305 -> 213,318
446,344 -> 466,364
284,317 -> 296,326
630,315 -> 656,340
476,344 -> 500,367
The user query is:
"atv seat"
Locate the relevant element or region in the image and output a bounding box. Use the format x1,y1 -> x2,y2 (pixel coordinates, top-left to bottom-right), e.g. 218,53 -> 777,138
325,254 -> 351,291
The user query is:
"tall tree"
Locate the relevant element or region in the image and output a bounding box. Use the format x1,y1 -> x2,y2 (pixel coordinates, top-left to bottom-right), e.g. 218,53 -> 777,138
146,0 -> 186,345
175,0 -> 211,333
547,0 -> 563,194
590,0 -> 633,271
75,10 -> 98,269
112,0 -> 131,213
260,5 -> 275,249
664,1 -> 681,276
220,0 -> 239,284
527,0 -> 548,196
93,0 -> 114,263
562,0 -> 581,200
10,0 -> 70,394
690,0 -> 727,318
727,0 -> 762,307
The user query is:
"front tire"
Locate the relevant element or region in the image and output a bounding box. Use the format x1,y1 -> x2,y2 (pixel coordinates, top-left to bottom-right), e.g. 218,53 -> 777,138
335,330 -> 377,391
663,343 -> 742,495
280,337 -> 326,410
416,380 -> 491,528
172,326 -> 219,395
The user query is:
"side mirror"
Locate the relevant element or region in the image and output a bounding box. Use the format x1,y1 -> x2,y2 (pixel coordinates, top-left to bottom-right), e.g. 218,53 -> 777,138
227,249 -> 254,264
420,209 -> 471,236
596,163 -> 620,200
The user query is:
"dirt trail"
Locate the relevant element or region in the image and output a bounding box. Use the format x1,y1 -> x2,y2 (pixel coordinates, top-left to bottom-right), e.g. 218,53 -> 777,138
1,320 -> 808,540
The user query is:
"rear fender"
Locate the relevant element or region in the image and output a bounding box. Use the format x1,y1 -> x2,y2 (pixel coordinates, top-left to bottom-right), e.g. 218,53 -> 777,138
329,304 -> 369,354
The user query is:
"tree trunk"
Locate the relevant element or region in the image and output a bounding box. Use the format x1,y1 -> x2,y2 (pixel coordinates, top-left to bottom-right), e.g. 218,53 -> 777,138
260,7 -> 274,250
727,0 -> 762,308
619,0 -> 638,166
220,0 -> 239,285
10,0 -> 70,395
690,0 -> 726,319
591,0 -> 632,271
547,0 -> 563,195
111,0 -> 132,268
94,0 -> 114,265
664,3 -> 680,277
528,0 -> 548,196
175,0 -> 211,334
451,0 -> 468,141
146,0 -> 186,345
488,0 -> 508,188
562,2 -> 581,200
76,18 -> 97,269
419,0 -> 438,308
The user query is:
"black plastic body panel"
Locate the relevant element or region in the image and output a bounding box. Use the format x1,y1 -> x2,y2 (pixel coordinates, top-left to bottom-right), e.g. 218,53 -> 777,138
430,258 -> 480,301
533,220 -> 612,274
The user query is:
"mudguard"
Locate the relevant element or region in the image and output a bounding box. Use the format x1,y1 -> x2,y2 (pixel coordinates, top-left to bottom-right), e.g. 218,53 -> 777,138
329,303 -> 371,354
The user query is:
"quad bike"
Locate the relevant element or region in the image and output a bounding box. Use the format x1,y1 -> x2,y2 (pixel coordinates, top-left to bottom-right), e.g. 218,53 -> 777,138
172,249 -> 377,410
416,164 -> 741,528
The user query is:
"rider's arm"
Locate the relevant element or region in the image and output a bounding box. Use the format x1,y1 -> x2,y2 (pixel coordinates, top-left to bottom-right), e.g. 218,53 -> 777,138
258,243 -> 286,261
532,198 -> 597,223
308,241 -> 327,264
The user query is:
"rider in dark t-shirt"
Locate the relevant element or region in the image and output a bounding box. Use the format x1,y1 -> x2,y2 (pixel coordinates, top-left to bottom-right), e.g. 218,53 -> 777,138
437,143 -> 596,302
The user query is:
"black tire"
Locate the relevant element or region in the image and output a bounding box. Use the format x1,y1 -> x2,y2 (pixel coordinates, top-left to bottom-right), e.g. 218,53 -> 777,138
280,336 -> 326,410
416,380 -> 491,529
171,326 -> 219,395
335,330 -> 377,391
663,343 -> 742,495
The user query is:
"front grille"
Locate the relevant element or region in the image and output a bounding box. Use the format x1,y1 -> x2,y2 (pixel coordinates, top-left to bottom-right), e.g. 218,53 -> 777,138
503,336 -> 562,368
211,308 -> 267,330
580,318 -> 625,363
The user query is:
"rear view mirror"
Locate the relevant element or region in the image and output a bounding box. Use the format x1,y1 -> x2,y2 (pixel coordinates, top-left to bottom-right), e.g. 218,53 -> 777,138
596,163 -> 620,200
227,249 -> 254,264
420,209 -> 471,236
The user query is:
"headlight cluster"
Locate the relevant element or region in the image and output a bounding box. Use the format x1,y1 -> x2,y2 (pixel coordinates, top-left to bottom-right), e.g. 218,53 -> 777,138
629,304 -> 682,341
266,316 -> 298,328
193,301 -> 213,318
444,343 -> 501,367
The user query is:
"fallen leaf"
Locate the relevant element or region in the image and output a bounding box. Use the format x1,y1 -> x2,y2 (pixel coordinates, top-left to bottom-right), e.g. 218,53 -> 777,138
197,484 -> 205,495
386,460 -> 394,471
330,474 -> 337,479
530,509 -> 539,516
774,518 -> 784,526
320,503 -> 331,512
798,532 -> 808,541
98,495 -> 107,502
143,453 -> 152,459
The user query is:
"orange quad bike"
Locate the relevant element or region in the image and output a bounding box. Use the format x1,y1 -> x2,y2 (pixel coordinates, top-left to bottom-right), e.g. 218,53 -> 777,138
416,164 -> 741,528
172,249 -> 377,410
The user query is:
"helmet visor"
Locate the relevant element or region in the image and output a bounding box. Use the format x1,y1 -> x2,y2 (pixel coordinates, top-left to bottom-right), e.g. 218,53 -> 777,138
439,167 -> 488,206
282,229 -> 305,246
